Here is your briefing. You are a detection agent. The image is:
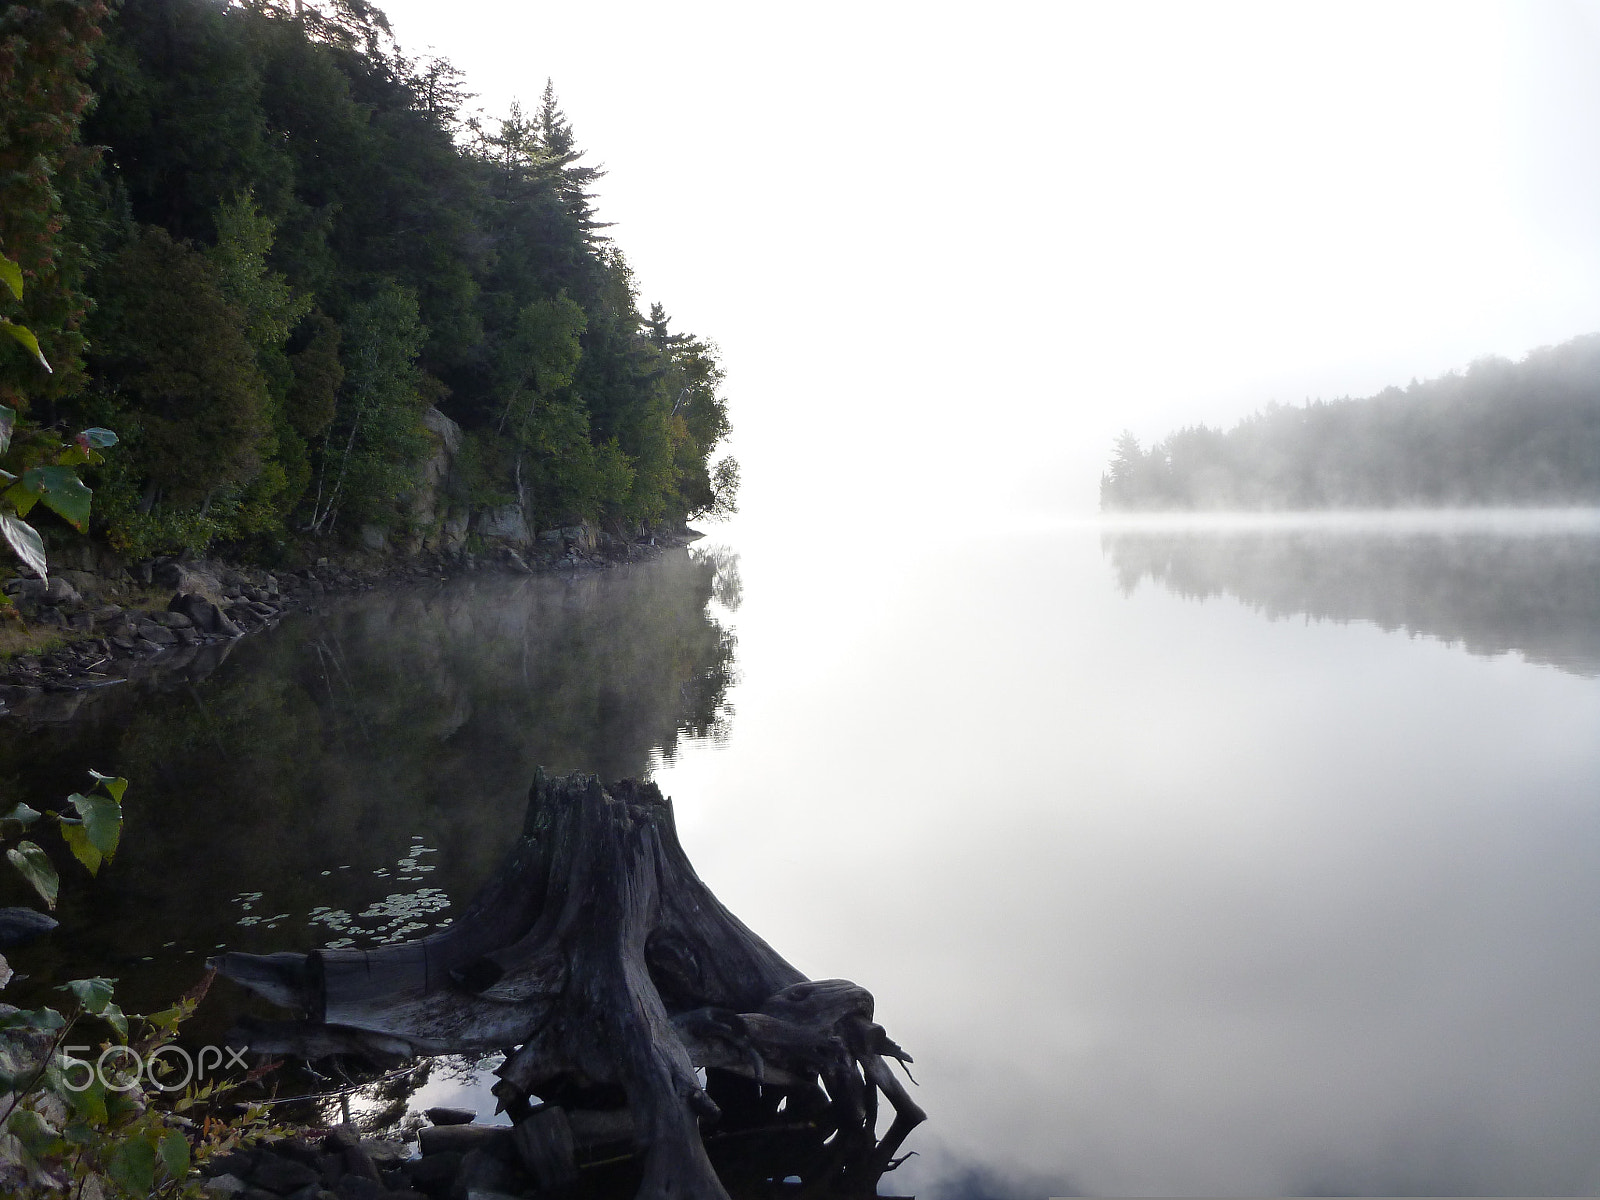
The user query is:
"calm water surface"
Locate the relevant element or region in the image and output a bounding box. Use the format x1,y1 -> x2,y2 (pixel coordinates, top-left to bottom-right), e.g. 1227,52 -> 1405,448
3,516 -> 1597,1196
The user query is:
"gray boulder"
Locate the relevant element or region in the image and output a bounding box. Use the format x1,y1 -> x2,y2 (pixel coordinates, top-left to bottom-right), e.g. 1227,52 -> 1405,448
169,592 -> 243,638
476,504 -> 530,544
0,906 -> 58,948
152,559 -> 224,598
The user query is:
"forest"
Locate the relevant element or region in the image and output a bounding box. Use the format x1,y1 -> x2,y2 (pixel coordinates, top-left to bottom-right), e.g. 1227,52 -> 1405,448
1101,334 -> 1600,510
0,0 -> 737,564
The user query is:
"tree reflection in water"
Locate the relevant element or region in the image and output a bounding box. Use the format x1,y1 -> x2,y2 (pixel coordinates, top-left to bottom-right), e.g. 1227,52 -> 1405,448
1103,526 -> 1600,676
0,550 -> 740,1025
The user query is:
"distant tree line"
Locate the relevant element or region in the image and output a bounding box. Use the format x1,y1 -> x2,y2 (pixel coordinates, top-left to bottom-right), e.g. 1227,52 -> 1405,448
1101,335 -> 1600,510
1,0 -> 737,560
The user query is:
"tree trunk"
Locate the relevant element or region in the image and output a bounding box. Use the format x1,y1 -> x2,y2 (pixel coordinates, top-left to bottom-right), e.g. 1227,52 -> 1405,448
215,770 -> 923,1200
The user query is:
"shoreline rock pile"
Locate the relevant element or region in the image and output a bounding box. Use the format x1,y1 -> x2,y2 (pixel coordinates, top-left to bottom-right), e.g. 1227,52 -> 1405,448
198,1108 -> 585,1200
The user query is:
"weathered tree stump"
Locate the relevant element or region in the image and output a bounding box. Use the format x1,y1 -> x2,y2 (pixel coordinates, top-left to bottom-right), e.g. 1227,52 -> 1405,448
214,770 -> 924,1199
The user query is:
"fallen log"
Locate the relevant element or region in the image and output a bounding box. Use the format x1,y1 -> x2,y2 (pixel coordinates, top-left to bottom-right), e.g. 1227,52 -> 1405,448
214,769 -> 924,1199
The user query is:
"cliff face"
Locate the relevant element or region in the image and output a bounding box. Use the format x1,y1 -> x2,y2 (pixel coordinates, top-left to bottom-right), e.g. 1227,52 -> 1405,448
402,406 -> 468,557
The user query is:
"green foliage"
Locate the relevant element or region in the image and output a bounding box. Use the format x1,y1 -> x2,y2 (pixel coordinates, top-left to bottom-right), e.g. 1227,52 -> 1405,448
3,844 -> 57,913
0,779 -> 289,1197
208,192 -> 311,356
21,0 -> 739,556
0,250 -> 117,579
306,280 -> 429,534
1,772 -> 125,908
0,0 -> 110,412
91,226 -> 270,509
1102,335 -> 1600,510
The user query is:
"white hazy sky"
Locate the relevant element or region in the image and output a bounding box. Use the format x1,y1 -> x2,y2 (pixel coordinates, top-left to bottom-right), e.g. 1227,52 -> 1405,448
374,0 -> 1600,517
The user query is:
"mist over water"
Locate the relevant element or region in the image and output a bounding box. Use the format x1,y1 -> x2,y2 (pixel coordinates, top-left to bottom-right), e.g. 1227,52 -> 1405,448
658,514 -> 1600,1196
3,518 -> 1597,1195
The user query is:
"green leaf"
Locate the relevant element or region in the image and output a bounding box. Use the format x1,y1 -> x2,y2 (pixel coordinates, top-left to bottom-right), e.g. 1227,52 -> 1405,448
1,321 -> 51,374
0,406 -> 13,455
21,465 -> 91,533
144,1005 -> 183,1034
3,802 -> 42,826
5,1107 -> 58,1155
99,1002 -> 127,1041
158,1127 -> 190,1178
69,791 -> 121,859
87,771 -> 128,804
3,479 -> 39,520
59,977 -> 115,1015
65,1073 -> 107,1126
79,428 -> 117,449
60,821 -> 102,875
0,512 -> 46,579
7,841 -> 58,909
108,1135 -> 157,1195
0,254 -> 21,302
0,1006 -> 65,1031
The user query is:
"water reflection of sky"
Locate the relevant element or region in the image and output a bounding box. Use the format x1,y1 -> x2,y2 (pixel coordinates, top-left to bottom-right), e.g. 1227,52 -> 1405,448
654,520 -> 1600,1197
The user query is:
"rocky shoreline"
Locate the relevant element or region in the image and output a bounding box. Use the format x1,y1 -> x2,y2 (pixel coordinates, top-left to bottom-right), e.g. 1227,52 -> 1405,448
201,1103 -> 651,1200
0,524 -> 701,722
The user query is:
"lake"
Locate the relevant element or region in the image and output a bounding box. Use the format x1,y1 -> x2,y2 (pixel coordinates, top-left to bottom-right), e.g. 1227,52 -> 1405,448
3,512 -> 1598,1197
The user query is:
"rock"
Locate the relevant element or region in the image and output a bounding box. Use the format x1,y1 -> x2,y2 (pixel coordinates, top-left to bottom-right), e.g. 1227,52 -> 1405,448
249,1153 -> 321,1194
0,684 -> 41,703
441,513 -> 469,554
55,569 -> 102,600
423,1108 -> 476,1127
1,578 -> 45,600
42,577 -> 80,604
323,1124 -> 380,1185
413,407 -> 463,545
202,1175 -> 249,1197
68,611 -> 95,631
503,550 -> 531,574
133,621 -> 179,645
207,1150 -> 258,1179
416,1125 -> 510,1157
332,1177 -> 386,1200
401,1151 -> 461,1197
147,610 -> 193,628
170,592 -> 243,638
275,1138 -> 326,1171
476,504 -> 529,545
152,559 -> 224,598
450,1148 -> 513,1200
359,1138 -> 409,1168
360,525 -> 388,552
0,906 -> 58,948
